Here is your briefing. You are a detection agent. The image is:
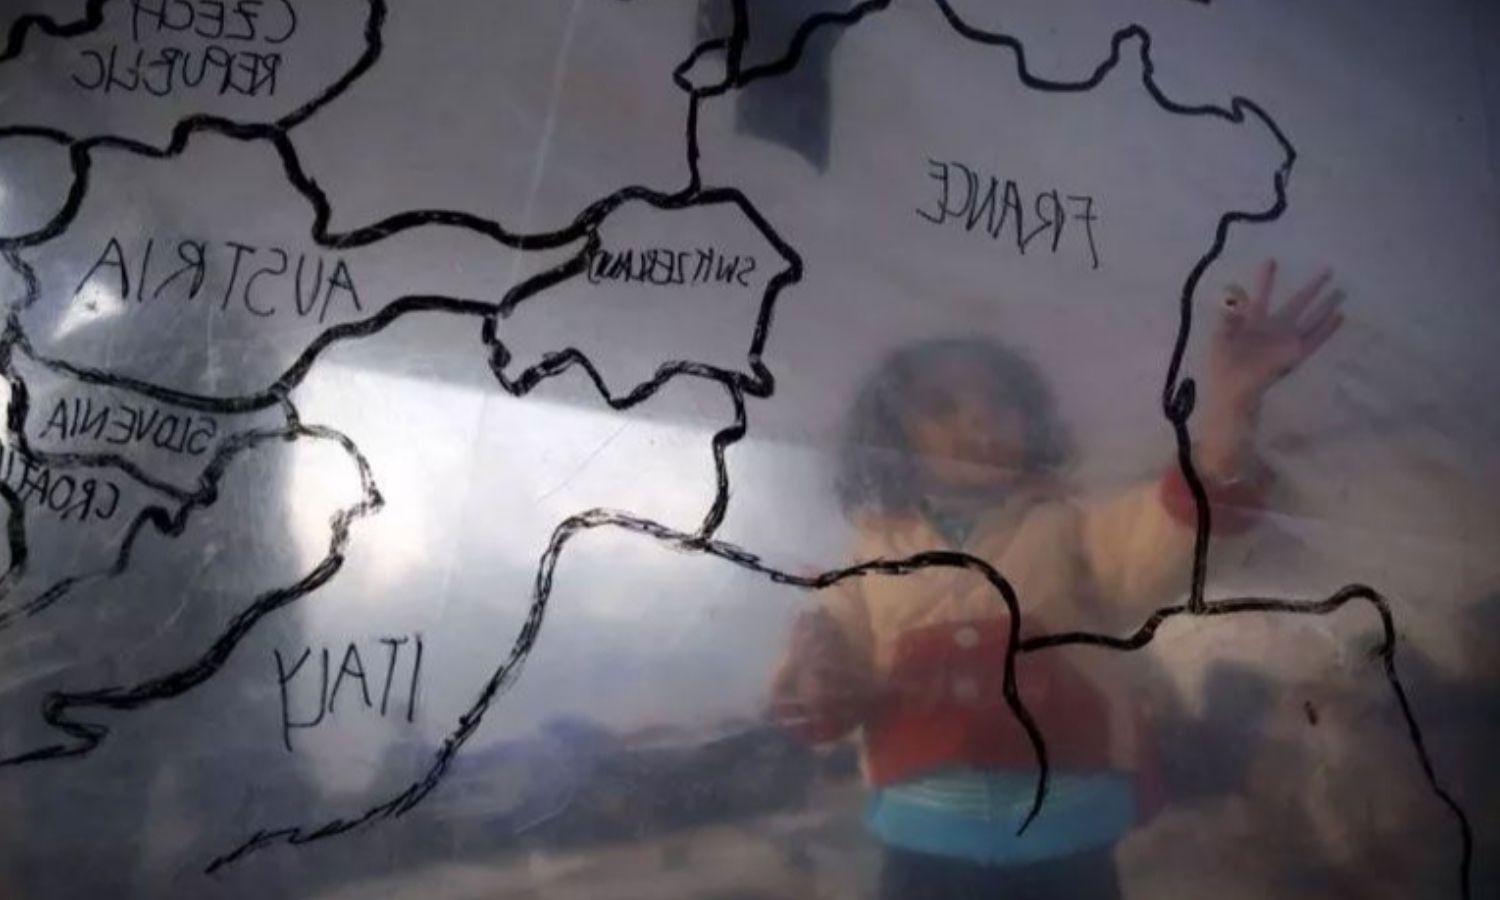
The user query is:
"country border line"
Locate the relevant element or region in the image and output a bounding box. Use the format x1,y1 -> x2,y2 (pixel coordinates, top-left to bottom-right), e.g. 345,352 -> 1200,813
206,509 -> 1048,872
0,420 -> 383,766
0,0 -> 385,135
0,1 -> 1470,894
0,0 -> 108,63
217,2 -> 1469,894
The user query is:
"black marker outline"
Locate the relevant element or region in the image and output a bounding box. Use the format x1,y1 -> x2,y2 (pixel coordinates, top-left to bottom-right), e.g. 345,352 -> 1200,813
208,508 -> 1049,871
0,0 -> 1472,895
217,3 -> 1471,894
0,256 -> 290,499
0,249 -> 301,638
1,109 -> 798,413
0,406 -> 362,636
0,419 -> 382,766
929,0 -> 1298,615
0,0 -> 108,63
930,1 -> 1469,891
0,0 -> 385,139
0,0 -> 797,776
0,252 -> 204,629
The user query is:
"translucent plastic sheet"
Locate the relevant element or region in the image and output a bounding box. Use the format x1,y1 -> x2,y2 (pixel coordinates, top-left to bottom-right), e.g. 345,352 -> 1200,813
0,1 -> 1496,897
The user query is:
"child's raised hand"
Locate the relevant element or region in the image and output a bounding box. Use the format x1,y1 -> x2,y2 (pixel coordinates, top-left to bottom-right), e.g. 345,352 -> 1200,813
1212,259 -> 1345,405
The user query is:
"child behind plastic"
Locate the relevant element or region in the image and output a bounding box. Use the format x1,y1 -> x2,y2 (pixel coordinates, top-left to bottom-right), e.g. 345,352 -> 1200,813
772,262 -> 1344,899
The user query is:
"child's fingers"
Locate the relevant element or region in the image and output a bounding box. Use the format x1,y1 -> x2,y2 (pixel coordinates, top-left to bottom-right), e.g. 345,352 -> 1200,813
1219,285 -> 1251,334
1252,258 -> 1277,316
1296,288 -> 1345,338
1273,269 -> 1334,327
1296,311 -> 1345,362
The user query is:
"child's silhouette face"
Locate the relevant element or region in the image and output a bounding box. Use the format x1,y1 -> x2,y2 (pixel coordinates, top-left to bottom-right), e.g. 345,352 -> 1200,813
901,357 -> 1028,492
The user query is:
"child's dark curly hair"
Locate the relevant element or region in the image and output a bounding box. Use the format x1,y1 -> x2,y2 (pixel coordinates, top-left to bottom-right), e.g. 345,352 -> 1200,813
836,337 -> 1073,517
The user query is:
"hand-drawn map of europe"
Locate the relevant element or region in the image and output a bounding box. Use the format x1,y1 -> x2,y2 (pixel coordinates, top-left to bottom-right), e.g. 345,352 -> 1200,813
0,1 -> 1476,898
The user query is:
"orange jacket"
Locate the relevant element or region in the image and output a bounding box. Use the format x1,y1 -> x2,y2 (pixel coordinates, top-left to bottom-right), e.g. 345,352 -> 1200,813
782,468 -> 1261,792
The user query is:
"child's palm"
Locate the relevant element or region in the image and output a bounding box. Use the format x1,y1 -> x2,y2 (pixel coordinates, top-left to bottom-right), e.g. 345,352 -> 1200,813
1213,260 -> 1345,400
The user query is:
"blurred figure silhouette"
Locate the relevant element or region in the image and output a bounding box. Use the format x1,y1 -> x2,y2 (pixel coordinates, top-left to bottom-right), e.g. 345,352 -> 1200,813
772,261 -> 1345,898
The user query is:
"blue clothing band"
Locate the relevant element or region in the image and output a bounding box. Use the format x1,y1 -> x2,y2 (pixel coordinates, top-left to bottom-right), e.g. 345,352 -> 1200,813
867,768 -> 1135,866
